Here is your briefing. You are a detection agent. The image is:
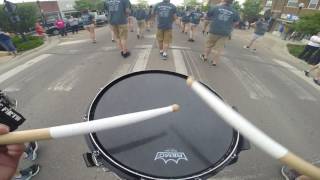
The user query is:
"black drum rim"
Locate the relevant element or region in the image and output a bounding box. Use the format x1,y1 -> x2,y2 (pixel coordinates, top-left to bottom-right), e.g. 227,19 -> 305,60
87,70 -> 240,179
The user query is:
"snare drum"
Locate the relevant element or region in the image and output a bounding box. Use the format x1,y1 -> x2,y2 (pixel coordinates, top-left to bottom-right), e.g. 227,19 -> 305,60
84,70 -> 249,179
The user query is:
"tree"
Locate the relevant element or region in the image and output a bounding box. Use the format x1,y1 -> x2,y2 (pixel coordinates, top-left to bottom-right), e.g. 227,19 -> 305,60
292,13 -> 320,35
241,0 -> 262,22
74,0 -> 95,11
136,0 -> 148,7
0,3 -> 38,33
184,0 -> 200,8
96,1 -> 106,12
232,1 -> 242,12
74,0 -> 105,12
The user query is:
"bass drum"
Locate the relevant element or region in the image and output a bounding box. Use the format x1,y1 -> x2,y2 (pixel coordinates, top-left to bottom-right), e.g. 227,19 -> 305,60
84,70 -> 249,179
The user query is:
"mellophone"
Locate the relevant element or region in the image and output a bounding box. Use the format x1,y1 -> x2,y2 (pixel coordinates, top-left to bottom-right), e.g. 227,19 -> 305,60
0,70 -> 319,180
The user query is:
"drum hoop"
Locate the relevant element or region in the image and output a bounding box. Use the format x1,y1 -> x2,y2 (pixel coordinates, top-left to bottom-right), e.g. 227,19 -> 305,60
87,70 -> 240,179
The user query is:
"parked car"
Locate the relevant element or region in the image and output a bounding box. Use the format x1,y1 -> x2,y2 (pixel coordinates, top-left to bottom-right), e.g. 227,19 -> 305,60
95,14 -> 108,26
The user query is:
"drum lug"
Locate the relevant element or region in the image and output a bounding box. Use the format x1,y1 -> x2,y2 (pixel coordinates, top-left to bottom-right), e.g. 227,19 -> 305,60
83,151 -> 103,168
92,151 -> 103,167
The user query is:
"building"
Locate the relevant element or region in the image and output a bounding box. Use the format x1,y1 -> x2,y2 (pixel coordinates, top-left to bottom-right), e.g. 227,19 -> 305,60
262,0 -> 320,32
57,0 -> 79,17
38,1 -> 62,23
263,0 -> 320,18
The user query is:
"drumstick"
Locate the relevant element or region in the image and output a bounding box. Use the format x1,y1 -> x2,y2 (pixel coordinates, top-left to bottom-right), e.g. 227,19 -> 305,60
0,104 -> 180,145
186,77 -> 320,180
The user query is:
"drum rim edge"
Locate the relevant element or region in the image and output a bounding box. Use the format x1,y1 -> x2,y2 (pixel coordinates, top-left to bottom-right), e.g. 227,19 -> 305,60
87,70 -> 240,179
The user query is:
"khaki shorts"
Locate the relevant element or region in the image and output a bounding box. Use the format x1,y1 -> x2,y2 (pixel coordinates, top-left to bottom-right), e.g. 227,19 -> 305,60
205,34 -> 228,49
137,20 -> 146,29
156,29 -> 172,44
252,33 -> 263,41
204,20 -> 210,27
112,24 -> 128,40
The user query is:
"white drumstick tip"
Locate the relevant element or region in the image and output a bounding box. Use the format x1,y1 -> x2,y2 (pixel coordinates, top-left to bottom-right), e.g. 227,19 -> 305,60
186,77 -> 195,87
172,104 -> 180,112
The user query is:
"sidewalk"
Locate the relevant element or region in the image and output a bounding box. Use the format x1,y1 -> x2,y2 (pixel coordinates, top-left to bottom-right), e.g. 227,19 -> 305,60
0,51 -> 14,64
236,29 -> 311,71
0,36 -> 60,65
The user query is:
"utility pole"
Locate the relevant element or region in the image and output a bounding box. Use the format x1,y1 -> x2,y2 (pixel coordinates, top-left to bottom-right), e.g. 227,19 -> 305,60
37,0 -> 47,28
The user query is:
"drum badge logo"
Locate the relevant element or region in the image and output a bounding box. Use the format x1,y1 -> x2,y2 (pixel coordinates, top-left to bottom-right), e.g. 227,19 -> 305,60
154,149 -> 188,164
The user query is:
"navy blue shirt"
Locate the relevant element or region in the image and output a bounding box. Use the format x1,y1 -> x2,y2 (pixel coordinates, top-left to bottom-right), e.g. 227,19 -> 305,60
181,11 -> 190,22
189,11 -> 203,24
254,20 -> 269,35
105,0 -> 131,25
135,9 -> 146,21
81,13 -> 94,25
153,1 -> 177,30
207,4 -> 239,36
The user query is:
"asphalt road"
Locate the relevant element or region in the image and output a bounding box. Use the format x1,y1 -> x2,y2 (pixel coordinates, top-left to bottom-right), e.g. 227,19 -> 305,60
0,23 -> 319,180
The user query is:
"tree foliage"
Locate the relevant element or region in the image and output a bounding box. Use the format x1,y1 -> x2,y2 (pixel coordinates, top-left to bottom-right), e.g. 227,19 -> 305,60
136,0 -> 148,7
183,0 -> 200,7
232,1 -> 242,12
292,13 -> 320,35
0,3 -> 38,33
74,0 -> 105,12
242,0 -> 262,22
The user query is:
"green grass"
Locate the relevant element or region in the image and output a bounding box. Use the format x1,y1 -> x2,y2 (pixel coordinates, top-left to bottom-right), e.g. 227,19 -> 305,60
287,44 -> 305,58
12,36 -> 44,52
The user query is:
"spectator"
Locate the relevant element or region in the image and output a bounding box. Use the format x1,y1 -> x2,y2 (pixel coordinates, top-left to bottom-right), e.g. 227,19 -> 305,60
55,18 -> 67,37
308,48 -> 320,65
0,29 -> 17,56
299,32 -> 320,62
35,22 -> 45,37
304,62 -> 320,86
69,16 -> 79,34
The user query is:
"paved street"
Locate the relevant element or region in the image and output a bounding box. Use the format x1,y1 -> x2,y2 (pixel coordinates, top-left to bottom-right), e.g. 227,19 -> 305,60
0,23 -> 319,180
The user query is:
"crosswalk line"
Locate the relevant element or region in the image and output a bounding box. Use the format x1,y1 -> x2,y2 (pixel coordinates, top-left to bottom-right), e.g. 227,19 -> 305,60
101,46 -> 117,51
132,45 -> 152,72
171,45 -> 191,50
58,40 -> 89,46
145,34 -> 156,38
48,66 -> 82,92
0,54 -> 51,84
172,49 -> 188,75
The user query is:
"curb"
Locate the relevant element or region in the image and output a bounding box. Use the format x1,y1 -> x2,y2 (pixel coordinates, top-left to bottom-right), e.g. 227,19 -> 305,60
266,34 -> 310,67
11,36 -> 59,61
0,36 -> 60,74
